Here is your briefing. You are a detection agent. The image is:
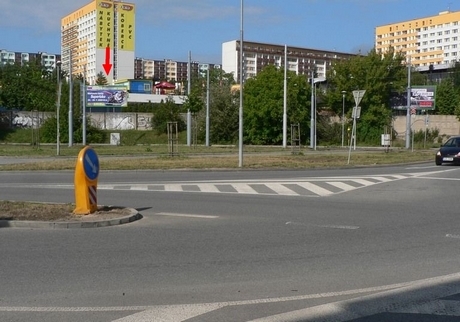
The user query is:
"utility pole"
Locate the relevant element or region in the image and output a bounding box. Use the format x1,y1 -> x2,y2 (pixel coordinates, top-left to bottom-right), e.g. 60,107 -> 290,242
405,56 -> 411,149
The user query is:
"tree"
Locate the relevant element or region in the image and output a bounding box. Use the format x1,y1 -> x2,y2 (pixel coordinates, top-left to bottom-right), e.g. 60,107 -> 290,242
195,69 -> 239,144
436,79 -> 457,115
95,72 -> 108,85
243,65 -> 310,145
324,47 -> 421,144
151,96 -> 185,134
0,60 -> 56,111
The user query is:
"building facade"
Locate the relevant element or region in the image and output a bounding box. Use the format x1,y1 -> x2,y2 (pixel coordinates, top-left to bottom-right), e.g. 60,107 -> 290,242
0,49 -> 60,70
222,40 -> 355,82
376,10 -> 460,69
61,0 -> 135,85
134,58 -> 221,84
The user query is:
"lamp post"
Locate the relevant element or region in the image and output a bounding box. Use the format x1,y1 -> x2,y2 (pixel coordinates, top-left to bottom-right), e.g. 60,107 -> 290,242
238,0 -> 244,167
341,90 -> 346,147
310,76 -> 326,150
56,61 -> 62,156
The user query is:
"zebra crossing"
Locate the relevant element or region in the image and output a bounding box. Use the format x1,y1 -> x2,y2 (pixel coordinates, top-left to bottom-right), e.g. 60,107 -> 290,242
97,173 -> 417,197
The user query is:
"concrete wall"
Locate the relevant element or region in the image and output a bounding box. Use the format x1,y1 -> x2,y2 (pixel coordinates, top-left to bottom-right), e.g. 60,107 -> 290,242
2,111 -> 460,138
393,114 -> 460,137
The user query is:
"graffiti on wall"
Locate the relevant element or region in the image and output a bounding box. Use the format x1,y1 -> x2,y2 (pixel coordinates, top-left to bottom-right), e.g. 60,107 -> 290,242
12,112 -> 49,129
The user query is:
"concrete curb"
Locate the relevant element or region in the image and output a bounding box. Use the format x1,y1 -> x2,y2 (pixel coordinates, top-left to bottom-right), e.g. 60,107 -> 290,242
0,207 -> 142,229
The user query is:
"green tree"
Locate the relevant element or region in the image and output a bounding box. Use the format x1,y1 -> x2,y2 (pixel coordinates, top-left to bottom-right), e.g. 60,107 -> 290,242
151,97 -> 185,134
324,47 -> 423,145
0,60 -> 56,111
95,72 -> 108,85
243,65 -> 310,145
436,79 -> 457,115
195,69 -> 239,144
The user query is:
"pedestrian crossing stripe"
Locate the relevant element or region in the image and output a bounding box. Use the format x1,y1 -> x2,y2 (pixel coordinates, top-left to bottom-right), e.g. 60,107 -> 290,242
96,174 -> 416,197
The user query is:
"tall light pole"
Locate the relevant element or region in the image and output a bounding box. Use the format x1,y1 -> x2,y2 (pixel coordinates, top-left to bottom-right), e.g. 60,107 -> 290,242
310,73 -> 314,149
341,90 -> 346,147
68,48 -> 73,147
283,44 -> 287,148
205,67 -> 210,147
405,56 -> 411,149
238,0 -> 244,167
56,61 -> 62,156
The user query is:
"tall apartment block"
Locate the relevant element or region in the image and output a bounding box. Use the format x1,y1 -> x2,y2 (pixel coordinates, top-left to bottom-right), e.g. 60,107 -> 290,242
134,58 -> 221,83
0,49 -> 60,70
61,0 -> 135,85
222,40 -> 355,82
376,10 -> 460,70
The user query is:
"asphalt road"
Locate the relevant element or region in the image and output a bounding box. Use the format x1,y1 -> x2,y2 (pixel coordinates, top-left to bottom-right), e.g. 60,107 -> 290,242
1,163 -> 460,321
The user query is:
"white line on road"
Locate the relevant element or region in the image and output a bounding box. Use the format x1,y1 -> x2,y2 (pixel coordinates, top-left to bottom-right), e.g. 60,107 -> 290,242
154,212 -> 219,219
446,234 -> 460,239
286,221 -> 359,230
3,273 -> 460,321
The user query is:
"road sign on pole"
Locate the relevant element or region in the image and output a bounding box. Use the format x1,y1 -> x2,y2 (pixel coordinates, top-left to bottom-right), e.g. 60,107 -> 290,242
352,90 -> 366,107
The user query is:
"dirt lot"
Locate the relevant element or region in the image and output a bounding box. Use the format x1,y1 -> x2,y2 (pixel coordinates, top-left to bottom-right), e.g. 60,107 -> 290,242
0,201 -> 132,222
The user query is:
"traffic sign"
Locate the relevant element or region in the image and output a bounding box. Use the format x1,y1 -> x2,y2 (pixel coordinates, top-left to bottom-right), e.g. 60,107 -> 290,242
352,90 -> 366,107
83,147 -> 99,181
352,106 -> 361,119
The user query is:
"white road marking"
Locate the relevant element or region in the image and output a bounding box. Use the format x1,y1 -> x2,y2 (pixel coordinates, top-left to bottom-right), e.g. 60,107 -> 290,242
327,181 -> 356,192
164,184 -> 183,192
196,183 -> 220,193
446,234 -> 460,239
5,273 -> 460,321
231,183 -> 259,194
296,182 -> 334,196
350,179 -> 376,186
286,222 -> 359,230
264,183 -> 298,195
154,212 -> 219,219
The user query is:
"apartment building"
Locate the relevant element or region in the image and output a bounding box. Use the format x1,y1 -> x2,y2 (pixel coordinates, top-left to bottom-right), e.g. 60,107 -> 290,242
134,58 -> 221,83
222,40 -> 355,82
0,49 -> 60,70
61,0 -> 135,85
376,10 -> 460,69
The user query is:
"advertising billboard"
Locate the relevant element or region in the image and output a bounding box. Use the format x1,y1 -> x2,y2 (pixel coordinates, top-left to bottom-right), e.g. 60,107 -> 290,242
86,85 -> 128,107
390,85 -> 436,110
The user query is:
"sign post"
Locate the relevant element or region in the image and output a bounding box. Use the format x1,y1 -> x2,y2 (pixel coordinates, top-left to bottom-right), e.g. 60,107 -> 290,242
74,146 -> 100,215
348,90 -> 365,164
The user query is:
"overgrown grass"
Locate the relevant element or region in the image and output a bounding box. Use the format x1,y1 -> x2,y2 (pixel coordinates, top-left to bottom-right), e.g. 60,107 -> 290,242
0,128 -> 437,171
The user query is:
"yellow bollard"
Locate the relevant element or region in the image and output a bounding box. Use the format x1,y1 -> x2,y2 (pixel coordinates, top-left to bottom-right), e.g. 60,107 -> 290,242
74,146 -> 100,215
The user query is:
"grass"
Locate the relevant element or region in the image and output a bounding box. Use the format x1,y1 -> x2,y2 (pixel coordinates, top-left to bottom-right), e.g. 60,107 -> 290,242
0,143 -> 435,171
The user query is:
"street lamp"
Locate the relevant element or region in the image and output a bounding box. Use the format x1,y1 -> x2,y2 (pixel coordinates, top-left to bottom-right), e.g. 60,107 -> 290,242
341,90 -> 346,147
56,61 -> 62,156
310,76 -> 326,150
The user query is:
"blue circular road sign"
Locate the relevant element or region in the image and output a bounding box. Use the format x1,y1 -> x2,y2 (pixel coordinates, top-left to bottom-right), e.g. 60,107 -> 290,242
83,147 -> 99,180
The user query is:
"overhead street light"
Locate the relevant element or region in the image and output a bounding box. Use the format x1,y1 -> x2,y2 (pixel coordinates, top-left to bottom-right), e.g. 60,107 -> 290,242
341,90 -> 346,147
56,61 -> 62,156
310,76 -> 326,150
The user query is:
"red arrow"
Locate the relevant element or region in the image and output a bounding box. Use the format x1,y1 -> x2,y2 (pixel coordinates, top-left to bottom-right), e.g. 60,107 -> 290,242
102,46 -> 112,75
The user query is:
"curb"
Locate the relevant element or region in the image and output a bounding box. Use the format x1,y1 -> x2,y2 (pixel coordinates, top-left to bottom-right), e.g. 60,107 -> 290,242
0,207 -> 141,229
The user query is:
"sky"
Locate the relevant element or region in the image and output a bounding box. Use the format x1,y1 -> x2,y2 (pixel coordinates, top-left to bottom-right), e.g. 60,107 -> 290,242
0,0 -> 459,65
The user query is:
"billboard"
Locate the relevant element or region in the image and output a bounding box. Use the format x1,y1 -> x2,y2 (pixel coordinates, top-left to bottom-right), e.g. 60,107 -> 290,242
118,2 -> 135,51
86,85 -> 128,107
390,85 -> 436,110
96,0 -> 114,49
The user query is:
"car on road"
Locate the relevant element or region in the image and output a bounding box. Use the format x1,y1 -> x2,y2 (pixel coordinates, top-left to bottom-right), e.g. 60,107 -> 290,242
435,135 -> 460,165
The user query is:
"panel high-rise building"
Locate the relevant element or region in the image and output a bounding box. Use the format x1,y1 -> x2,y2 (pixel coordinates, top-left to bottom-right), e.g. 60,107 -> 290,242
376,10 -> 460,69
61,0 -> 135,85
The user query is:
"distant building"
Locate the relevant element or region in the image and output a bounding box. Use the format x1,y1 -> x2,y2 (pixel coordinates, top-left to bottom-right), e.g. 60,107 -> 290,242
0,49 -> 60,70
376,10 -> 460,69
134,58 -> 221,84
61,0 -> 136,85
222,40 -> 356,82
